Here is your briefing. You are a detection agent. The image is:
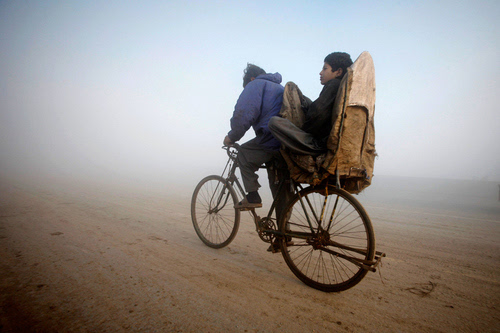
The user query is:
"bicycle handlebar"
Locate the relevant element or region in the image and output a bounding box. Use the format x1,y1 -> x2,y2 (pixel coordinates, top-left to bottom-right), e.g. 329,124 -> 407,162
222,143 -> 239,161
223,143 -> 240,149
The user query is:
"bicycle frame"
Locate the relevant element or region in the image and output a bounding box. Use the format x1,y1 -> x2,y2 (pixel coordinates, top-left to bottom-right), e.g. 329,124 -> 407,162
220,146 -> 332,244
220,145 -> 292,238
221,145 -> 337,237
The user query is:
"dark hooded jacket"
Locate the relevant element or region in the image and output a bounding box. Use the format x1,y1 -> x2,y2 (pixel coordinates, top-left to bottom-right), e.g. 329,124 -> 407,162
227,73 -> 284,151
302,77 -> 341,145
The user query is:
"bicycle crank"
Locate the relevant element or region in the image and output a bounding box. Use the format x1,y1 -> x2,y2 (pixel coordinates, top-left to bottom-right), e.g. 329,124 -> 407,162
257,217 -> 276,243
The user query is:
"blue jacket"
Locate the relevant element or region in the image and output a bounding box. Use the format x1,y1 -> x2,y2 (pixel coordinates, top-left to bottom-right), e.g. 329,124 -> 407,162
228,73 -> 284,151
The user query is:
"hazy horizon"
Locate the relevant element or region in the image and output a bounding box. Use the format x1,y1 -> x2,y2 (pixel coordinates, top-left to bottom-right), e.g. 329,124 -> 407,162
1,1 -> 499,187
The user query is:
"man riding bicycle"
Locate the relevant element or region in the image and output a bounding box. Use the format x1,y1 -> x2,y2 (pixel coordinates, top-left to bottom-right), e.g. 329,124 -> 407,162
223,63 -> 285,210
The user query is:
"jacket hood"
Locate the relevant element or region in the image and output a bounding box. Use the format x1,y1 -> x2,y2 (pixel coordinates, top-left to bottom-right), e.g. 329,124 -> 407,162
255,72 -> 282,84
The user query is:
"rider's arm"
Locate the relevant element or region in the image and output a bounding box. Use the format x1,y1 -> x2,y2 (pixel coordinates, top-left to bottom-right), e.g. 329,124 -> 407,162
227,81 -> 264,143
223,135 -> 233,146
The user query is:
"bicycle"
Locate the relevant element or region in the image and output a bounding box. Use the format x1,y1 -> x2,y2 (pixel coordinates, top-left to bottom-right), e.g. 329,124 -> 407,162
191,144 -> 385,292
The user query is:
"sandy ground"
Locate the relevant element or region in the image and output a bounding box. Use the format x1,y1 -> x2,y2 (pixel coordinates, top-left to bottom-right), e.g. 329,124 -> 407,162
0,176 -> 499,332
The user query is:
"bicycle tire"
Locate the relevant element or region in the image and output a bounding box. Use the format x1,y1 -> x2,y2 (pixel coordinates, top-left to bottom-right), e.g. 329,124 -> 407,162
279,185 -> 375,292
191,175 -> 240,248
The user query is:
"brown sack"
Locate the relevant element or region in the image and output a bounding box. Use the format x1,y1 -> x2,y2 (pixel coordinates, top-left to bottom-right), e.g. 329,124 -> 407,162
279,81 -> 306,128
323,51 -> 377,193
279,51 -> 377,193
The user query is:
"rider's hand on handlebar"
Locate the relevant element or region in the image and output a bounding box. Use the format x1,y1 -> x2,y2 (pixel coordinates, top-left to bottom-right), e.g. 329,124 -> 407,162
223,135 -> 234,147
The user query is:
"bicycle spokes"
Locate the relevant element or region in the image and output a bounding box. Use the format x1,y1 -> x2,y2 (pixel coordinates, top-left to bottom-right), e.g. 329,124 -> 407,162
207,182 -> 232,214
191,175 -> 240,249
280,186 -> 377,292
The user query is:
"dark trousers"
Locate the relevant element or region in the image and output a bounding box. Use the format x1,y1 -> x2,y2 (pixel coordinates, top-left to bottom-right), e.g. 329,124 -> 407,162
268,116 -> 326,156
237,138 -> 277,193
237,138 -> 294,223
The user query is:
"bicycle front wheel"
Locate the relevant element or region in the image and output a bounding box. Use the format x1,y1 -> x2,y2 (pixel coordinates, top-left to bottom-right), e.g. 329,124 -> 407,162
191,175 -> 240,248
279,185 -> 375,292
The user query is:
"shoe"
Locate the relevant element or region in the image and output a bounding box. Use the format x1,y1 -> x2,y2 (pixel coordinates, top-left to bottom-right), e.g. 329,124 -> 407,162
234,191 -> 262,210
234,197 -> 262,210
267,239 -> 294,253
267,242 -> 280,253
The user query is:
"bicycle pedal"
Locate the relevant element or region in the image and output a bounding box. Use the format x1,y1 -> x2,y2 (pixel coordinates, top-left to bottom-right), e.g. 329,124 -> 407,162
234,199 -> 262,210
236,207 -> 254,211
267,243 -> 281,253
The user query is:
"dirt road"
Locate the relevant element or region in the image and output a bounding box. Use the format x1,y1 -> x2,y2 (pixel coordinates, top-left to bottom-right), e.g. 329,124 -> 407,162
0,178 -> 499,332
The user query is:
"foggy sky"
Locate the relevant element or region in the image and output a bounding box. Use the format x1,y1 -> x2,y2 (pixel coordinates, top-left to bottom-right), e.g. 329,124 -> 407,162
1,0 -> 499,190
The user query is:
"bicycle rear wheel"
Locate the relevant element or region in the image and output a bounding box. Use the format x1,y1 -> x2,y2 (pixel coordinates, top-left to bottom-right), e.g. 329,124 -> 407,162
191,175 -> 240,248
279,185 -> 375,292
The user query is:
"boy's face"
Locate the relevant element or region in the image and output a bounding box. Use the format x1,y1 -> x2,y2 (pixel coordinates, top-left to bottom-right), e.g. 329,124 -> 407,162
319,62 -> 340,85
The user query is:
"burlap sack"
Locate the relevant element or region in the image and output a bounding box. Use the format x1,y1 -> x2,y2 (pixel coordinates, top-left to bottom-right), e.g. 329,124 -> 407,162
279,51 -> 377,193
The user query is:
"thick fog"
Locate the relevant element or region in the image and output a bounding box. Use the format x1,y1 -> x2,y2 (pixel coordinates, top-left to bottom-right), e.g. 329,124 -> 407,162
1,1 -> 499,194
